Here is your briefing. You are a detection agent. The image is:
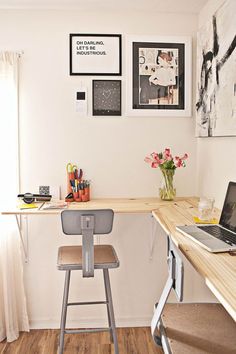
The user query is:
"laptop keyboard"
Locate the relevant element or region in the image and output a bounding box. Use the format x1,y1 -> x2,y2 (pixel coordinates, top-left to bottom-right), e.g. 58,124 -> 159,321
198,225 -> 236,245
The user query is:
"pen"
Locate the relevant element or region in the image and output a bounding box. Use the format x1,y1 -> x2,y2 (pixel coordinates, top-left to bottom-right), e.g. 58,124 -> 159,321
38,202 -> 45,210
70,180 -> 75,188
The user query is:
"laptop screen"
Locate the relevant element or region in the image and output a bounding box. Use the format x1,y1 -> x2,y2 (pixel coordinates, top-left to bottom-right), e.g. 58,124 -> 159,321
220,182 -> 236,233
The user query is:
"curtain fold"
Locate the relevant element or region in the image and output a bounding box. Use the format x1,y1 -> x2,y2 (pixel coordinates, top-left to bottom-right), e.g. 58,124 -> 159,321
0,51 -> 29,342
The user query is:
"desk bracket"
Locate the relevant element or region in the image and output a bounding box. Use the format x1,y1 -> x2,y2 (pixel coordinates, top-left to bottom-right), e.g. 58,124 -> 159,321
15,215 -> 28,263
149,215 -> 157,260
151,236 -> 183,347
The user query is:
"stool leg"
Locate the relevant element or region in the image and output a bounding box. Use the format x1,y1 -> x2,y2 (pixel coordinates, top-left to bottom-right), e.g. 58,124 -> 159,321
103,269 -> 112,342
58,270 -> 71,354
103,269 -> 119,354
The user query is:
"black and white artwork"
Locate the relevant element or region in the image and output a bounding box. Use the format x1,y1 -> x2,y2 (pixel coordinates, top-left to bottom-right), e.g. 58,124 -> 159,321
196,0 -> 236,137
92,80 -> 121,116
134,44 -> 184,109
126,36 -> 192,117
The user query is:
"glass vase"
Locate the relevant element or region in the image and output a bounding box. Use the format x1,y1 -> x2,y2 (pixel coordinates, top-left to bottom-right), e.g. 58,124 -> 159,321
159,168 -> 176,201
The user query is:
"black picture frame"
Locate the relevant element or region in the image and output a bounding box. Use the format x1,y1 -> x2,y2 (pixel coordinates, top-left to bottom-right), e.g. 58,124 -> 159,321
92,80 -> 122,116
126,35 -> 192,117
70,34 -> 122,76
133,41 -> 185,110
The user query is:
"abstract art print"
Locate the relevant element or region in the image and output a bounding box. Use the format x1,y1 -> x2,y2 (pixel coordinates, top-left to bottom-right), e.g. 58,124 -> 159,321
92,80 -> 121,116
126,36 -> 192,117
196,0 -> 236,137
134,45 -> 183,108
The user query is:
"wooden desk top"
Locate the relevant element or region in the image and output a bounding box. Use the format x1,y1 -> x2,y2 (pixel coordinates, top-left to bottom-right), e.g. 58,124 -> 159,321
1,197 -> 190,215
152,199 -> 236,322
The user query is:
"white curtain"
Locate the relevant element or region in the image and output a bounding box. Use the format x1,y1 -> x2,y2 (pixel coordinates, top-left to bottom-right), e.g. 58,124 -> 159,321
0,52 -> 29,342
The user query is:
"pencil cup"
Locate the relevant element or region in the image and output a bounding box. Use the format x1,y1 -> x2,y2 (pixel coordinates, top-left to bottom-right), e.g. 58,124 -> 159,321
79,189 -> 84,198
73,192 -> 79,199
75,198 -> 82,202
82,194 -> 89,202
84,187 -> 90,201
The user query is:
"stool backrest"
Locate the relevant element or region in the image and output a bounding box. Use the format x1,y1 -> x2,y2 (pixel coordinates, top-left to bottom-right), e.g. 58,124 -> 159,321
61,209 -> 114,277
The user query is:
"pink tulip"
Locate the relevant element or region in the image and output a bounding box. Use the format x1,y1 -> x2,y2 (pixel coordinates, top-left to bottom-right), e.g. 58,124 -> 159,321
164,148 -> 171,155
151,152 -> 158,159
151,153 -> 162,164
163,148 -> 171,160
144,157 -> 152,163
151,161 -> 159,168
180,153 -> 188,160
177,161 -> 182,167
175,157 -> 182,167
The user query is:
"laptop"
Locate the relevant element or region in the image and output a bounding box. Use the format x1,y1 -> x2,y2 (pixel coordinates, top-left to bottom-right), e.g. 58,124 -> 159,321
176,181 -> 236,253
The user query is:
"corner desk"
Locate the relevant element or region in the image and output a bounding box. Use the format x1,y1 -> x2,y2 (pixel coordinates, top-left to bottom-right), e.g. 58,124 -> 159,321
2,196 -> 236,325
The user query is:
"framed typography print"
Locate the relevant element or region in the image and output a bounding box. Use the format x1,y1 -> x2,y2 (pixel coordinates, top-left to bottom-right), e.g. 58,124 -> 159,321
92,80 -> 121,116
126,35 -> 192,116
70,34 -> 122,75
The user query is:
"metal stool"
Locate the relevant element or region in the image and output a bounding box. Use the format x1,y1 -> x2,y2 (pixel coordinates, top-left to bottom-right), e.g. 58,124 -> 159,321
57,209 -> 119,354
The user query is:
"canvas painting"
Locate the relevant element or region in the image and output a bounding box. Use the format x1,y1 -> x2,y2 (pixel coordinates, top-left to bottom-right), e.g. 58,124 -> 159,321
196,0 -> 236,137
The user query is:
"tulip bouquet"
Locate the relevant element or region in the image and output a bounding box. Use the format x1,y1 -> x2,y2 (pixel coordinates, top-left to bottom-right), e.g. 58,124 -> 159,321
145,148 -> 188,200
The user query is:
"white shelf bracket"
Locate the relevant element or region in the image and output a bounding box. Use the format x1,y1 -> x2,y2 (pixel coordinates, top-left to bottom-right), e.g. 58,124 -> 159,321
15,214 -> 28,263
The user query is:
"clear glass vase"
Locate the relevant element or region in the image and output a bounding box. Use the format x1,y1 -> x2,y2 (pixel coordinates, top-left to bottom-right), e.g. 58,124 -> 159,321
159,168 -> 176,201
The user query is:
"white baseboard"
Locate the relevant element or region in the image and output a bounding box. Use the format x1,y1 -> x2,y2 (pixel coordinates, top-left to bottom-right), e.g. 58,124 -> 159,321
29,316 -> 151,329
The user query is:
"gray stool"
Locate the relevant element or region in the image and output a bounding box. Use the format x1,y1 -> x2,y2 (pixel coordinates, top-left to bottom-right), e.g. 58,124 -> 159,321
57,209 -> 119,354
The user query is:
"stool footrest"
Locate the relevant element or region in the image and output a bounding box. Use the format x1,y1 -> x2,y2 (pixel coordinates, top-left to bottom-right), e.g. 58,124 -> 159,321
67,301 -> 108,306
64,327 -> 111,334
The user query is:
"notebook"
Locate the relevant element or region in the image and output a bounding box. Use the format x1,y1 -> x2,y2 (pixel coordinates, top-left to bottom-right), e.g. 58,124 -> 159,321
176,181 -> 236,253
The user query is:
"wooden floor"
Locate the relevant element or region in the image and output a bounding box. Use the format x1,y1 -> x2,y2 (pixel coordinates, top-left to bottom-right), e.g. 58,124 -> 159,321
0,328 -> 163,354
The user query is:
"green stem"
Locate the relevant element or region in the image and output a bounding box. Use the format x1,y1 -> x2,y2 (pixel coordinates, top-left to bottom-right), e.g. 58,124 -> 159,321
159,168 -> 176,201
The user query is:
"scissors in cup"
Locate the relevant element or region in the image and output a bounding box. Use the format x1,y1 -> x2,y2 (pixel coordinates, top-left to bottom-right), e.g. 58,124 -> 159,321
66,163 -> 78,180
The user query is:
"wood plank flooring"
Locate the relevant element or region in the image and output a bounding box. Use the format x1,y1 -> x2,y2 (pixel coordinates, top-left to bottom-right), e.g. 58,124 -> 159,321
0,328 -> 163,354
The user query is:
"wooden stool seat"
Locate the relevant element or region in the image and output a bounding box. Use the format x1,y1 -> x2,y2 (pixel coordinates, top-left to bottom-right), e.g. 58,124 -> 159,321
161,303 -> 236,354
58,245 -> 119,270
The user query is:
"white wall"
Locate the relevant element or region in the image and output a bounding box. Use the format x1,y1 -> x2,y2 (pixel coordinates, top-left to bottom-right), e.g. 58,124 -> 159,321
0,9 -> 216,329
197,0 -> 236,208
0,9 -> 197,198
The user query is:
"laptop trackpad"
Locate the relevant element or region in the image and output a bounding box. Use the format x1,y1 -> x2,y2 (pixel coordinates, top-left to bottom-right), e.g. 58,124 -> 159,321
187,231 -> 229,249
189,232 -> 212,241
178,226 -> 212,241
200,238 -> 228,248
